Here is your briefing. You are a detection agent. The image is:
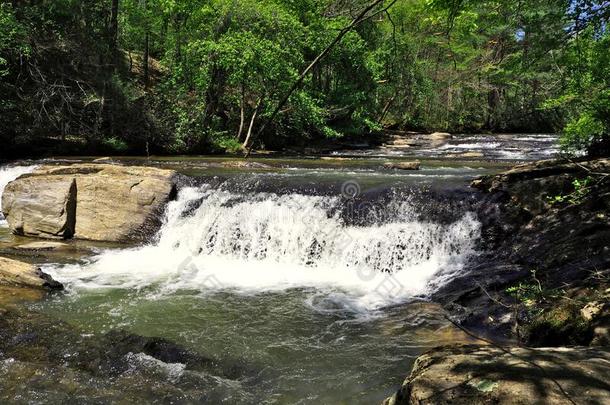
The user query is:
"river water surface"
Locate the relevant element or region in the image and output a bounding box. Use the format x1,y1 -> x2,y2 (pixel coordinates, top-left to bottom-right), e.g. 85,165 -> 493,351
0,134 -> 558,403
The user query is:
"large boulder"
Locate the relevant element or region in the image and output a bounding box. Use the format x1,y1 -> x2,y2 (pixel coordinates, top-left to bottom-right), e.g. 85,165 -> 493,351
384,344 -> 610,405
2,164 -> 178,242
0,256 -> 63,290
1,175 -> 76,239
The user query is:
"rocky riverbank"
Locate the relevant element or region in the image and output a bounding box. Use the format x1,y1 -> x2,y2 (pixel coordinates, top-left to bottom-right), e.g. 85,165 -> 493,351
385,157 -> 610,404
383,344 -> 610,404
0,256 -> 252,403
443,157 -> 609,345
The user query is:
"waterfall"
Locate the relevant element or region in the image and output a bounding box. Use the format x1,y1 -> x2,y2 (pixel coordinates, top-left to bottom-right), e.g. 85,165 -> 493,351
0,164 -> 38,227
46,182 -> 481,311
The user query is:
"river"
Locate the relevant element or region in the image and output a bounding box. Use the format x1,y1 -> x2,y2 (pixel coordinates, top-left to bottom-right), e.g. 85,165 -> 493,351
0,134 -> 558,403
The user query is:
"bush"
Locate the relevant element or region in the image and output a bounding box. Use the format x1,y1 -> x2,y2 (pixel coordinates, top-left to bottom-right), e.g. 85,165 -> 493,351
561,113 -> 606,154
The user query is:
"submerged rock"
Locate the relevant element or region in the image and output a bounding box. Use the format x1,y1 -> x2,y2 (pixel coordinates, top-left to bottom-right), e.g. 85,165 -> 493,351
92,156 -> 113,162
0,256 -> 63,290
2,163 -> 179,242
14,241 -> 69,251
458,151 -> 484,158
0,306 -> 251,403
427,131 -> 452,140
384,344 -> 610,405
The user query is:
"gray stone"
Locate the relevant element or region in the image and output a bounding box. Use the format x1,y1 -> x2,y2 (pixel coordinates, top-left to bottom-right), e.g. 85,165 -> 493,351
1,175 -> 76,239
2,164 -> 178,242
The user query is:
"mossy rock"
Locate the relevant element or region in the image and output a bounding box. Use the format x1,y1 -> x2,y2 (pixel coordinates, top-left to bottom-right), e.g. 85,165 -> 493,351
526,304 -> 593,346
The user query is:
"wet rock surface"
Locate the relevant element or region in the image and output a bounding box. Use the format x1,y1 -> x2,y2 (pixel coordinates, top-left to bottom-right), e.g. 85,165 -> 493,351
383,344 -> 610,405
434,158 -> 610,343
13,241 -> 69,251
382,161 -> 421,170
0,256 -> 63,290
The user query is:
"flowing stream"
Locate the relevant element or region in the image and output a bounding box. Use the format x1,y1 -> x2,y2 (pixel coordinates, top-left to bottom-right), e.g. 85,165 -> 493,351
0,137 -> 558,403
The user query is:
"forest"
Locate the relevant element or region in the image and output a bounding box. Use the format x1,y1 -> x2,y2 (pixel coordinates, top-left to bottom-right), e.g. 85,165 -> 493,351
1,0 -> 609,157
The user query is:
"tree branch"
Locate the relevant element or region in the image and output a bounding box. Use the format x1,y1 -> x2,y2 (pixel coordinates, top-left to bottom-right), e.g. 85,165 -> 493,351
244,0 -> 397,156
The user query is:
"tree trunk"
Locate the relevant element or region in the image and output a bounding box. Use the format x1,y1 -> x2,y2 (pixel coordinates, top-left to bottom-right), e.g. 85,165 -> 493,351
237,83 -> 246,141
142,0 -> 149,87
242,99 -> 261,149
110,0 -> 119,70
244,0 -> 396,155
378,93 -> 396,124
144,31 -> 149,87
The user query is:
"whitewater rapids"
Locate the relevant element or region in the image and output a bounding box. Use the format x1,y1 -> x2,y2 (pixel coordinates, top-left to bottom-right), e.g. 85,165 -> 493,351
42,183 -> 481,312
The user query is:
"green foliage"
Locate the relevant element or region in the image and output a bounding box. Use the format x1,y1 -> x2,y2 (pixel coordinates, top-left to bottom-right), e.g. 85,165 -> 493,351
506,282 -> 543,309
102,137 -> 129,153
1,0 -> 609,157
527,303 -> 593,346
544,27 -> 610,155
210,133 -> 243,154
548,176 -> 593,205
505,270 -> 563,312
562,114 -> 605,153
0,4 -> 29,77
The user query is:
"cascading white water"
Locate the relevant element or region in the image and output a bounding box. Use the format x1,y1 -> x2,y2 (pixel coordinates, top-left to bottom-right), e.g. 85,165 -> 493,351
47,184 -> 481,312
0,164 -> 37,227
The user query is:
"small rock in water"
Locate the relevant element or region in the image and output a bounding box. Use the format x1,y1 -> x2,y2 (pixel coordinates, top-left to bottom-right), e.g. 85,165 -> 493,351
93,157 -> 113,163
320,156 -> 352,161
14,241 -> 69,251
427,131 -> 452,140
219,160 -> 271,169
383,161 -> 421,170
459,151 -> 484,158
0,256 -> 63,290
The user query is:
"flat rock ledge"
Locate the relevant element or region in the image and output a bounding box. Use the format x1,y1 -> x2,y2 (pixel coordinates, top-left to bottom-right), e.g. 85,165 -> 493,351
1,163 -> 179,242
383,344 -> 610,405
0,256 -> 63,290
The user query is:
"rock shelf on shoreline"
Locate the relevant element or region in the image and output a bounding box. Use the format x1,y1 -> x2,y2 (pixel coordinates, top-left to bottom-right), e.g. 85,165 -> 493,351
383,344 -> 610,405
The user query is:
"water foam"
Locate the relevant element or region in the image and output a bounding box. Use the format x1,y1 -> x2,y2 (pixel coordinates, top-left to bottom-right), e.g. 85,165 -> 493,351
440,142 -> 502,150
0,164 -> 38,226
45,185 -> 480,312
